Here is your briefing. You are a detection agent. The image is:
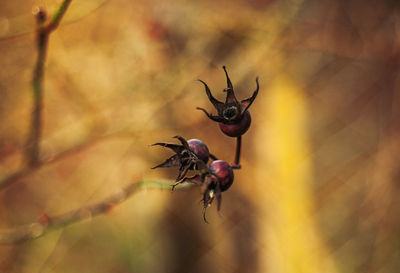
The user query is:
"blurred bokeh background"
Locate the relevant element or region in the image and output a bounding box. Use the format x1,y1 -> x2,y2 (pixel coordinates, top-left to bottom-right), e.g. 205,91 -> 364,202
1,0 -> 400,272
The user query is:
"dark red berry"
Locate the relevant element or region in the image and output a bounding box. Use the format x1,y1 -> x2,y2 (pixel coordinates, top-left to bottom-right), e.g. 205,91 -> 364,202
197,66 -> 259,138
188,139 -> 209,163
209,160 -> 234,191
218,110 -> 251,137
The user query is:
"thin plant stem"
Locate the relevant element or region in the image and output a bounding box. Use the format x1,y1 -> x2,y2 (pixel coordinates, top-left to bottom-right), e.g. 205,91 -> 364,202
1,131 -> 138,191
25,0 -> 73,167
0,179 -> 191,244
232,136 -> 242,169
209,153 -> 218,161
49,0 -> 73,31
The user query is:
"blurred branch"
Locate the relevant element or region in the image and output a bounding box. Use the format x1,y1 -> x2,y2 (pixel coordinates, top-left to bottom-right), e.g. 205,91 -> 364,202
48,0 -> 73,31
0,132 -> 137,191
0,179 -> 191,244
26,0 -> 72,167
0,168 -> 33,192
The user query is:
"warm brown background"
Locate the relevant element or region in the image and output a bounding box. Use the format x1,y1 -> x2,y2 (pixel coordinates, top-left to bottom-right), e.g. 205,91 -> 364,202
1,0 -> 400,272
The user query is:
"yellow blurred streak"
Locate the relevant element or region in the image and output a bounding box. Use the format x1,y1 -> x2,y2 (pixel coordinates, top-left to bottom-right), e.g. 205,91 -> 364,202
255,75 -> 337,273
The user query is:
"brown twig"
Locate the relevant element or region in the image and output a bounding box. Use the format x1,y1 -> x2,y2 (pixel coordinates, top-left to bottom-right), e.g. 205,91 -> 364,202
0,168 -> 33,192
0,179 -> 190,244
0,132 -> 138,191
232,136 -> 242,169
48,0 -> 73,31
26,0 -> 73,167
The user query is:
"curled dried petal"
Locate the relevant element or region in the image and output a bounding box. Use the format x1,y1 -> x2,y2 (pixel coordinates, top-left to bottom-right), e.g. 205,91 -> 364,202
196,107 -> 225,122
240,77 -> 259,113
151,154 -> 180,169
197,80 -> 224,115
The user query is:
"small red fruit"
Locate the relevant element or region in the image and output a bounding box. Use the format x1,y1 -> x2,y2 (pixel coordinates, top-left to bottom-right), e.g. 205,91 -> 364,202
218,111 -> 251,137
208,160 -> 234,191
197,66 -> 259,138
188,139 -> 209,163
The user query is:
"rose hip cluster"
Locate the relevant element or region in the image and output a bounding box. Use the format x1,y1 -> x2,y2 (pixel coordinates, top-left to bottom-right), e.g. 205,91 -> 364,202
152,66 -> 259,222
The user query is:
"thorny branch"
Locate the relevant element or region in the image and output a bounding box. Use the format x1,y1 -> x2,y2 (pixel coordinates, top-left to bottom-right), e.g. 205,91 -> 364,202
26,0 -> 73,167
0,180 -> 190,244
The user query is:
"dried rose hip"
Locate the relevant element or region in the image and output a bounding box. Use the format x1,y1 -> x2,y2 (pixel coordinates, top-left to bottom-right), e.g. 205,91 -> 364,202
198,160 -> 234,222
197,66 -> 259,137
187,139 -> 209,163
151,66 -> 258,222
208,160 -> 234,191
151,136 -> 209,181
218,110 -> 251,137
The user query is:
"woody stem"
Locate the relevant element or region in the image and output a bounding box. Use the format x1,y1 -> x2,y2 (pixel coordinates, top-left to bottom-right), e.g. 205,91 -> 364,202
232,136 -> 241,169
26,0 -> 73,167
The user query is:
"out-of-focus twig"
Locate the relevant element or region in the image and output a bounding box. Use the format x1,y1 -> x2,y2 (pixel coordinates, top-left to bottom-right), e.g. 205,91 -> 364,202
26,0 -> 73,167
0,179 -> 191,244
1,132 -> 137,191
48,0 -> 73,31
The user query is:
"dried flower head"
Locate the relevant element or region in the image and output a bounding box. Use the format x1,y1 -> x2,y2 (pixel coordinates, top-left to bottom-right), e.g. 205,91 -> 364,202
151,136 -> 209,183
197,66 -> 259,137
